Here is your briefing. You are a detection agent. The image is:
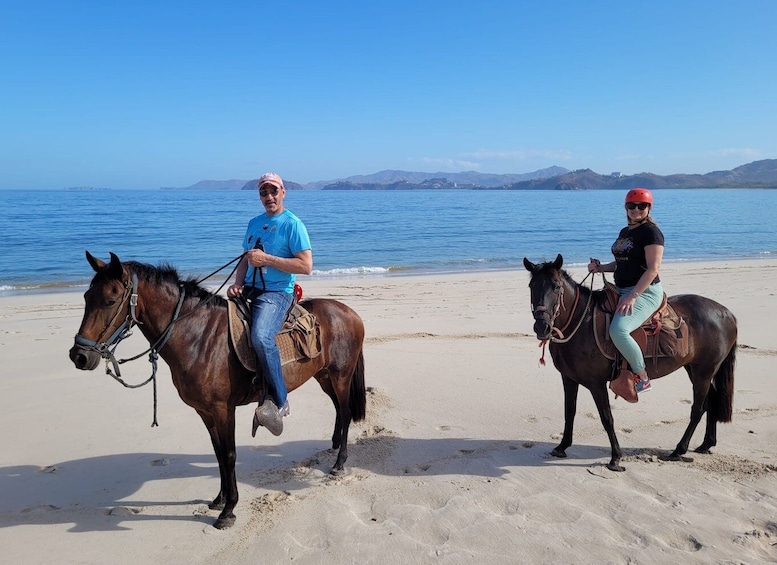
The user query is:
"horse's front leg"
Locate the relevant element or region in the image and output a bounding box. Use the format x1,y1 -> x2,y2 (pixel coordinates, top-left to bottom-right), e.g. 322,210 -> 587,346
198,407 -> 238,529
551,376 -> 579,458
590,384 -> 624,471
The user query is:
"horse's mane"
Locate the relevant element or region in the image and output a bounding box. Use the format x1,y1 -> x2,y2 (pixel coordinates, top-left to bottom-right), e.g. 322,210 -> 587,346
534,261 -> 594,298
125,260 -> 227,308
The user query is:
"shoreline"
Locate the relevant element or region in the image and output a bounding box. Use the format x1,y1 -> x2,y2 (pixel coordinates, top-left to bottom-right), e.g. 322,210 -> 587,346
1,254 -> 774,298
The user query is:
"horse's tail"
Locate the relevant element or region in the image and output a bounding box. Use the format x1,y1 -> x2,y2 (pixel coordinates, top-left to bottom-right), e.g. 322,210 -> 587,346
710,341 -> 736,423
349,350 -> 367,422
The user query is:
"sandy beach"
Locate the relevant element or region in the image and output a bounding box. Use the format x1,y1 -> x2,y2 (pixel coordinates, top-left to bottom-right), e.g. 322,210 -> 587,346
1,258 -> 776,564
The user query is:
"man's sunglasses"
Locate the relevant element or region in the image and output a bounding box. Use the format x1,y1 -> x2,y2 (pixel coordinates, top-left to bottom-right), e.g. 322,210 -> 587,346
259,186 -> 281,198
626,202 -> 650,211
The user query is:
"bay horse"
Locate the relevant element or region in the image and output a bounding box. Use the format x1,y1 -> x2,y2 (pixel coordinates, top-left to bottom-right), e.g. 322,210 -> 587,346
69,251 -> 366,529
523,254 -> 737,472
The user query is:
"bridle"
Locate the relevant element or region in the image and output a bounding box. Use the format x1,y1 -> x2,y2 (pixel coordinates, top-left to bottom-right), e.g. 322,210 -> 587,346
74,273 -> 142,356
72,253 -> 244,426
532,271 -> 596,364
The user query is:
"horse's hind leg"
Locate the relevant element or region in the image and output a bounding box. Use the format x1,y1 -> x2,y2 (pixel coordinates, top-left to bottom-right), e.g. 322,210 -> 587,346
551,376 -> 579,458
667,366 -> 711,460
695,404 -> 718,454
317,376 -> 343,450
317,376 -> 351,473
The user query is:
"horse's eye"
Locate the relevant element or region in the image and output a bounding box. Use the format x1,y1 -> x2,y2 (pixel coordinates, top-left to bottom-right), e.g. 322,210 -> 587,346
106,299 -> 117,307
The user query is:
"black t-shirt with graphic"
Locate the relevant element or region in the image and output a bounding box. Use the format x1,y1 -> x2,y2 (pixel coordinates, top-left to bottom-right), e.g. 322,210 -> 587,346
611,222 -> 665,288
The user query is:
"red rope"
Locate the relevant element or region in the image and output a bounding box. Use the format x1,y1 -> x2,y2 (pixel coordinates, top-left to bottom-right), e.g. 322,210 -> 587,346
538,339 -> 548,366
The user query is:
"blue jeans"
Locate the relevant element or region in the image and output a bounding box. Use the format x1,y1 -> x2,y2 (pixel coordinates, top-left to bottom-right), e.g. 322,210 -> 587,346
609,283 -> 663,374
250,290 -> 294,407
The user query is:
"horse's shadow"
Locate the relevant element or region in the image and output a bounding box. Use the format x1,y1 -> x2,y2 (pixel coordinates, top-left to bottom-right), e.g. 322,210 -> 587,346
0,435 -> 620,531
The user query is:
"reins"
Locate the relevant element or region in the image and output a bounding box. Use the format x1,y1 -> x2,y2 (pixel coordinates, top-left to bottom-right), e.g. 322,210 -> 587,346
76,253 -> 245,426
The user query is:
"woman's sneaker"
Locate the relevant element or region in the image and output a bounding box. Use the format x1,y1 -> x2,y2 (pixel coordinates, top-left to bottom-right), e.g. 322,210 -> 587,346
634,378 -> 652,394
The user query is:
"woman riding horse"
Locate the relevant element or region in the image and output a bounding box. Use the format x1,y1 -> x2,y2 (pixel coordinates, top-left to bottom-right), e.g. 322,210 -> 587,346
588,188 -> 663,396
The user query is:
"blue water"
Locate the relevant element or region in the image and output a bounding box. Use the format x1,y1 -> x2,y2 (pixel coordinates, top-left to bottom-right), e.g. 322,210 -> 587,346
1,188 -> 775,294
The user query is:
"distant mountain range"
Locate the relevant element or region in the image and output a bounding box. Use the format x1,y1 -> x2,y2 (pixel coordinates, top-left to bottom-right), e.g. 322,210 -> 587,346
166,159 -> 777,191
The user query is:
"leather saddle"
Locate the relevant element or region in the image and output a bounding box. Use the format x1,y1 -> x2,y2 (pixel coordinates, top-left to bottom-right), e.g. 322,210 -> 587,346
594,283 -> 689,404
227,296 -> 322,373
593,283 -> 688,364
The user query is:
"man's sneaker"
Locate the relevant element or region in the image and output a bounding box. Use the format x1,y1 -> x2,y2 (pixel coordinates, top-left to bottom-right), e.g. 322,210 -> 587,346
252,399 -> 283,437
634,378 -> 652,394
278,400 -> 290,418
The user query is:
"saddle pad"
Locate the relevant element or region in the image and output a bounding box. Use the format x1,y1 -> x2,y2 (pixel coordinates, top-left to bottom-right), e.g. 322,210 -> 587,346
227,300 -> 306,372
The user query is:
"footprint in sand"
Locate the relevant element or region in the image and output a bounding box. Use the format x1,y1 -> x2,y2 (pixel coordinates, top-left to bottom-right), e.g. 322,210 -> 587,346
107,506 -> 142,516
21,504 -> 60,513
662,531 -> 704,552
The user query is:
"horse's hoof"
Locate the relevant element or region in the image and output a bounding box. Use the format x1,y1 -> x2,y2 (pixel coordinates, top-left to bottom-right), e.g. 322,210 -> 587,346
550,448 -> 567,458
607,462 -> 626,472
209,501 -> 225,511
694,444 -> 714,454
329,466 -> 346,477
213,515 -> 236,529
663,452 -> 693,462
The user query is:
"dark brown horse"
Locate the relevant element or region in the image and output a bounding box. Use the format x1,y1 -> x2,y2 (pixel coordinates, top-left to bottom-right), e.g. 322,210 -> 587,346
523,254 -> 737,472
69,251 -> 366,529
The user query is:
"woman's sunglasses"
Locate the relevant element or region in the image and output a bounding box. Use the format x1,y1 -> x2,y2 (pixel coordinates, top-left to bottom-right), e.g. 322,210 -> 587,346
626,202 -> 650,210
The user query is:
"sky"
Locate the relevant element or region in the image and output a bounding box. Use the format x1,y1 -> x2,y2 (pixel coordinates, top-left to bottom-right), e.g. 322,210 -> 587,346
1,1 -> 776,189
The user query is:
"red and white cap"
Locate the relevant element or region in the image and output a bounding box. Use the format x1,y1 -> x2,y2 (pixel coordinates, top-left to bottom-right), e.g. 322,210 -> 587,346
258,172 -> 285,190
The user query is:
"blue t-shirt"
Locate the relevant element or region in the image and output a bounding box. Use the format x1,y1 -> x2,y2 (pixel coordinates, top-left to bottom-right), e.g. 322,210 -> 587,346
242,210 -> 311,293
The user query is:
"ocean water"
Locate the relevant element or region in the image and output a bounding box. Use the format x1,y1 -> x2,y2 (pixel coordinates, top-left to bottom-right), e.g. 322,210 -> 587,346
1,188 -> 775,295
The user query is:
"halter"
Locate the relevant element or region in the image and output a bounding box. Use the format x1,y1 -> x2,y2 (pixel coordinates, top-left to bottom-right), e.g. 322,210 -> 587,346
534,272 -> 596,365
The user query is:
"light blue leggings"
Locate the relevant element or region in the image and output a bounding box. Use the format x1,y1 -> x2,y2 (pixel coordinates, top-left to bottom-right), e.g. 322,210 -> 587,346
609,283 -> 664,374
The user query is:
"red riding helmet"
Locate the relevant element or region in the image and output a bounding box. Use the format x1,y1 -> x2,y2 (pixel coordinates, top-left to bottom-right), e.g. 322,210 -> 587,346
625,188 -> 653,205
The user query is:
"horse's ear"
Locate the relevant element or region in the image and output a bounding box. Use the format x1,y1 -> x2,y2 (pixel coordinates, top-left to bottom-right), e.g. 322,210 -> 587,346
85,250 -> 106,273
107,252 -> 124,279
523,257 -> 536,272
553,254 -> 563,269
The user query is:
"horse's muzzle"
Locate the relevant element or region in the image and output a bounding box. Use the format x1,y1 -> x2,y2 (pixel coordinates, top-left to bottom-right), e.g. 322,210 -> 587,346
532,308 -> 553,340
69,344 -> 101,371
533,319 -> 552,340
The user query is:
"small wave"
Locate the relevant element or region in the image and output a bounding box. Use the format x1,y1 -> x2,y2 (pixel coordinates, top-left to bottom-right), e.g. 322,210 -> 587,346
0,281 -> 87,297
311,266 -> 392,277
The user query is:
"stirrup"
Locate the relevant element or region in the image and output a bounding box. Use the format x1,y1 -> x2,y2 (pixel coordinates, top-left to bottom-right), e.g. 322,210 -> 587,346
609,369 -> 639,403
251,399 -> 283,437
